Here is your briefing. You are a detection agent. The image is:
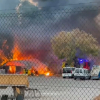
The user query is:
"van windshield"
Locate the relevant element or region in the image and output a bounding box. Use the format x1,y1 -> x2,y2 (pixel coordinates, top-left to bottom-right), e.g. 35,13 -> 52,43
63,68 -> 75,73
75,69 -> 79,73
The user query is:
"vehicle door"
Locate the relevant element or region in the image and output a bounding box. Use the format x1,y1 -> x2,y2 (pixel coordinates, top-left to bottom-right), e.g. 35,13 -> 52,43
74,69 -> 80,76
66,68 -> 72,76
84,70 -> 90,78
79,69 -> 83,76
72,68 -> 75,74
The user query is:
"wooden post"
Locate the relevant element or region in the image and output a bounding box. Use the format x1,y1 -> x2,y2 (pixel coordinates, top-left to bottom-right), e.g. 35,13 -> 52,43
13,87 -> 19,97
13,87 -> 25,98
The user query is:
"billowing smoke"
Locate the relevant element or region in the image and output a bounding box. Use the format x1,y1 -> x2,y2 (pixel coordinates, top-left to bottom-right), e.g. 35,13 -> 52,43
0,30 -> 14,64
15,0 -> 100,58
0,0 -> 100,72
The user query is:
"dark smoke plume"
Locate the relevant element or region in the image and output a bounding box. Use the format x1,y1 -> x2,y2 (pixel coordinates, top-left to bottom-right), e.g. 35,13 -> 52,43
0,29 -> 14,64
0,0 -> 100,72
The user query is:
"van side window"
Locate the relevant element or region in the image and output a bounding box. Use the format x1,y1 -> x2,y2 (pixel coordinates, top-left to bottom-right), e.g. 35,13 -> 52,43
75,69 -> 79,73
86,70 -> 88,74
88,70 -> 90,73
80,69 -> 82,73
72,68 -> 75,71
63,68 -> 67,73
84,70 -> 88,74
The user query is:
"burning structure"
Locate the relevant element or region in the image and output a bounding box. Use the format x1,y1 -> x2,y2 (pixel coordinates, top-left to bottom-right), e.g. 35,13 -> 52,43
2,59 -> 51,76
0,35 -> 51,76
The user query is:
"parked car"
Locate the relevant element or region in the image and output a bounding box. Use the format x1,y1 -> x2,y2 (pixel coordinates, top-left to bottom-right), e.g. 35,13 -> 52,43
91,66 -> 100,80
62,67 -> 75,78
74,68 -> 91,80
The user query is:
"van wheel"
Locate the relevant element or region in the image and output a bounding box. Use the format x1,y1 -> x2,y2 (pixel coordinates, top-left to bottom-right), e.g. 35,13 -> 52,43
72,75 -> 74,78
84,77 -> 86,80
81,77 -> 84,80
74,77 -> 76,80
81,77 -> 85,80
89,76 -> 91,80
96,78 -> 99,80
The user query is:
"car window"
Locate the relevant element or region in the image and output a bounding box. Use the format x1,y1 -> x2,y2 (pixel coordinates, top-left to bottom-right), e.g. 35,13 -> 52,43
80,69 -> 82,73
63,68 -> 67,73
75,69 -> 79,73
84,70 -> 88,74
86,70 -> 89,74
67,68 -> 72,70
63,67 -> 75,73
72,68 -> 75,71
88,70 -> 90,73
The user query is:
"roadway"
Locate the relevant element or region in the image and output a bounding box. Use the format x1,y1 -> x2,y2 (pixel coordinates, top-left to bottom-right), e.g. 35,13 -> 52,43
0,76 -> 100,100
28,76 -> 100,100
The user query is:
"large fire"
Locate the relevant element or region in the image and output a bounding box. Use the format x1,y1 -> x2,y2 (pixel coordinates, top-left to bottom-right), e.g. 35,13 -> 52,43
45,72 -> 50,76
12,42 -> 21,61
5,40 -> 51,76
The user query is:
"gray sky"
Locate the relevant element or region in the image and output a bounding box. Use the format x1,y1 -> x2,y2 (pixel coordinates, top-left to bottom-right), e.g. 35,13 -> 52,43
0,0 -> 100,11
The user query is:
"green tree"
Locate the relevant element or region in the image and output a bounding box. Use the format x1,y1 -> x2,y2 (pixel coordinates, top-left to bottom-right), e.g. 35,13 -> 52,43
51,28 -> 100,65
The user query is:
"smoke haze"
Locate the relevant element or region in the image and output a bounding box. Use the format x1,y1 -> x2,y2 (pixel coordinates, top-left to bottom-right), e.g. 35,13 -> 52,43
0,0 -> 100,67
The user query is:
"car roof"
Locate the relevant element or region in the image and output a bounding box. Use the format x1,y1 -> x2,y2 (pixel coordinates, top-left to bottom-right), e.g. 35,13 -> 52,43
75,68 -> 88,70
63,67 -> 75,69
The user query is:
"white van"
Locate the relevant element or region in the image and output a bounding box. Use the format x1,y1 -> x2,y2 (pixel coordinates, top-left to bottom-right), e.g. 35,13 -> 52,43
74,68 -> 91,80
62,67 -> 75,78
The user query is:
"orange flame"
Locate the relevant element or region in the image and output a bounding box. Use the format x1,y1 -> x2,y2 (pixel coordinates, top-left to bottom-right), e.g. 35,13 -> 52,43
12,39 -> 21,60
45,72 -> 50,76
3,36 -> 52,76
9,66 -> 16,74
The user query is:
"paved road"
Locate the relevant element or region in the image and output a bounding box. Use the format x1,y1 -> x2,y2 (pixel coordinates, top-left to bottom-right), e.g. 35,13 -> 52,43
28,76 -> 100,100
0,76 -> 100,100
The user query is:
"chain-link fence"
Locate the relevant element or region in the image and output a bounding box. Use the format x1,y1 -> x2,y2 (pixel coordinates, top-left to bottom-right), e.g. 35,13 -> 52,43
0,5 -> 100,100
